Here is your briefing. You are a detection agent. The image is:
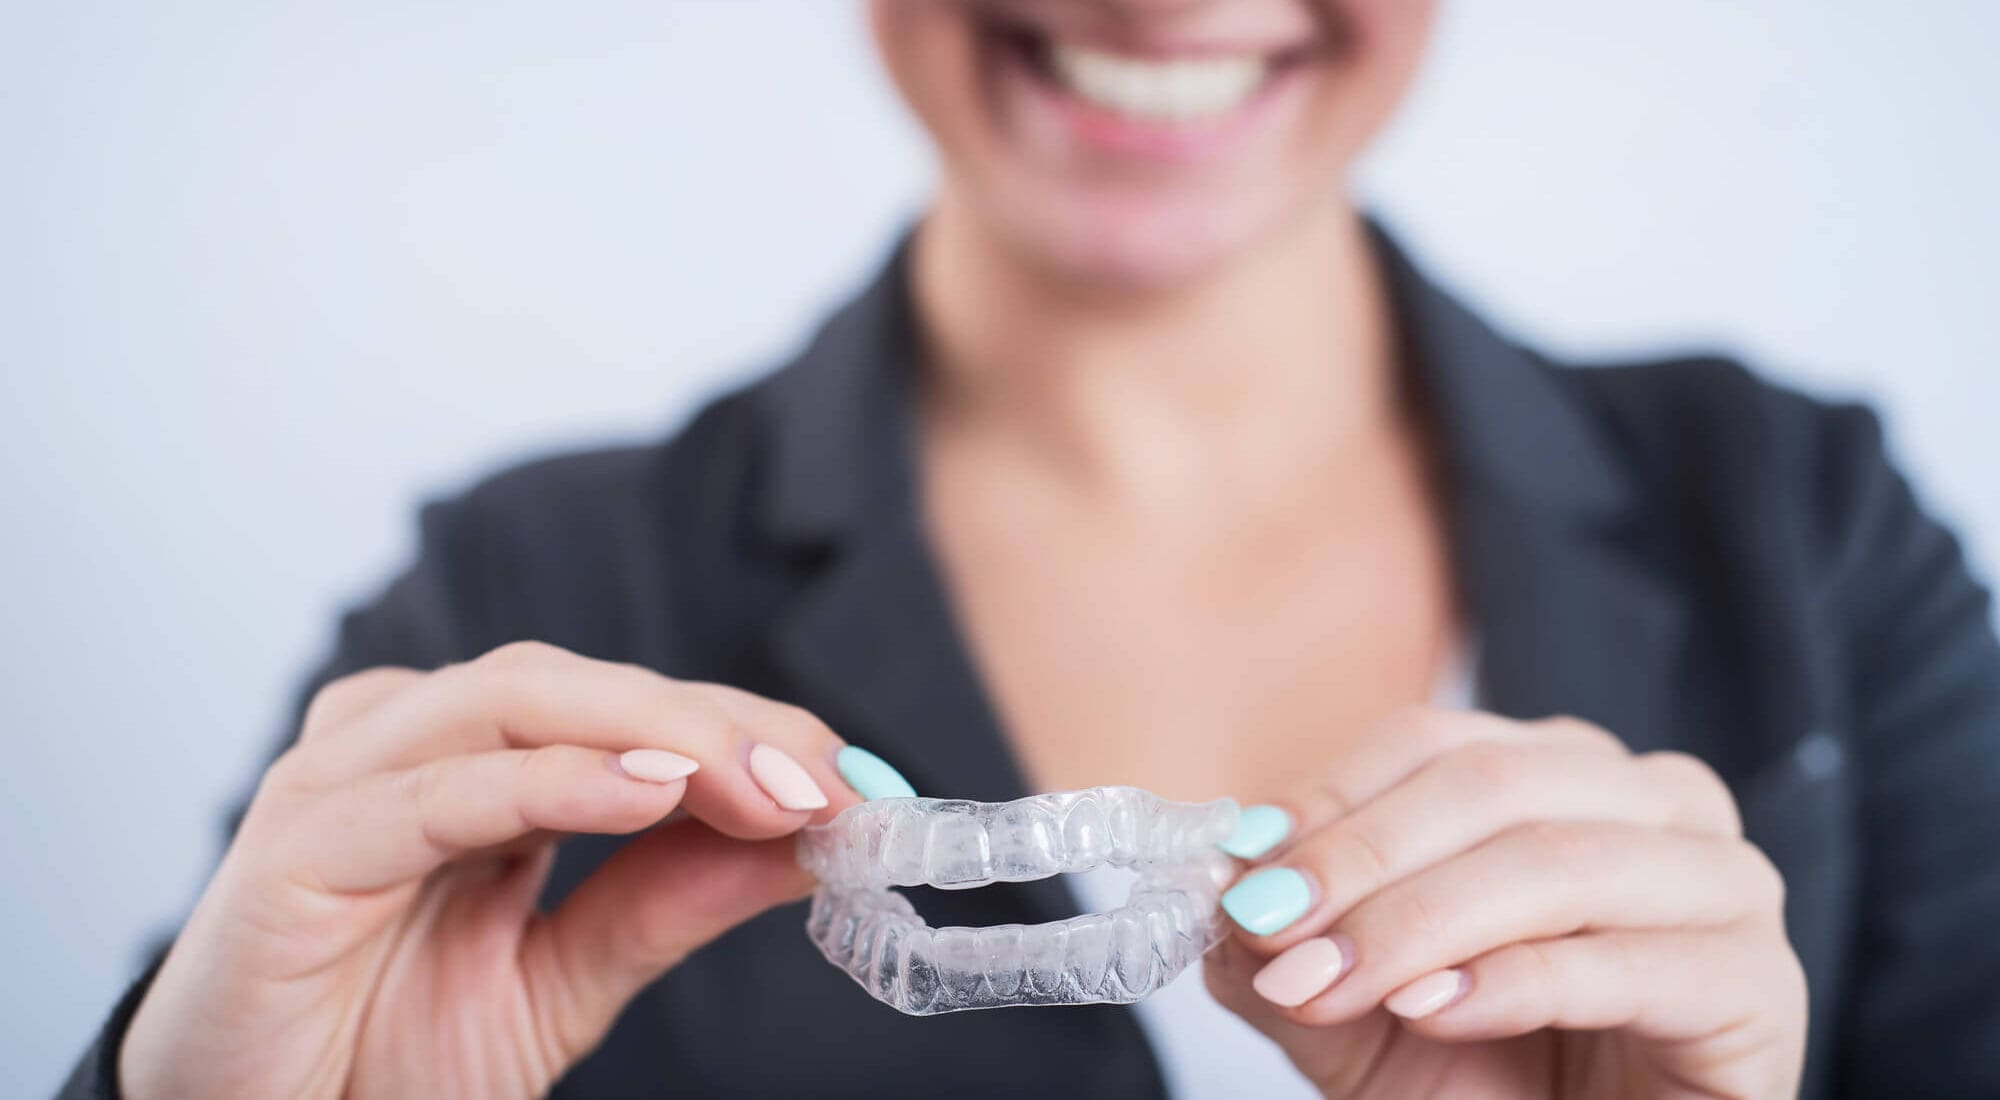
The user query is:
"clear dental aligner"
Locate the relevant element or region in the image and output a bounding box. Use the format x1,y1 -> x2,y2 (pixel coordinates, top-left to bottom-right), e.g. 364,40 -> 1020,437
800,787 -> 1239,1015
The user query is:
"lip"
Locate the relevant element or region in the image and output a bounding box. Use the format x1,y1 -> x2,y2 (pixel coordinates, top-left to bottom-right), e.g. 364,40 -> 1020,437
976,12 -> 1321,165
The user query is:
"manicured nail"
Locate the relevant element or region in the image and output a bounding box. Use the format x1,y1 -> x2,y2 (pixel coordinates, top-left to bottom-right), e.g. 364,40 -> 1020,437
1386,970 -> 1467,1020
749,743 -> 829,811
1253,936 -> 1350,1007
836,745 -> 917,800
1220,805 -> 1293,860
615,749 -> 700,784
1221,867 -> 1314,936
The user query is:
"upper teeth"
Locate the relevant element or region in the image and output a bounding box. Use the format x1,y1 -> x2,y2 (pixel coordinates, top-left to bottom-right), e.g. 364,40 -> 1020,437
1049,45 -> 1268,122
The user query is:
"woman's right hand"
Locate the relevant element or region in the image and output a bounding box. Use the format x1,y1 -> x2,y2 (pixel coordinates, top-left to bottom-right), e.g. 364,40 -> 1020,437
119,641 -> 860,1100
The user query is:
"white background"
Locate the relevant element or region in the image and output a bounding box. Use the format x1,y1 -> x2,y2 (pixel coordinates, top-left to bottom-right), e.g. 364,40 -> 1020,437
3,2 -> 1996,1092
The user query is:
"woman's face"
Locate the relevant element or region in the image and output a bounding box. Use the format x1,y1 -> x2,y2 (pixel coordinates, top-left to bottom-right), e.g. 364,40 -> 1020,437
869,0 -> 1436,289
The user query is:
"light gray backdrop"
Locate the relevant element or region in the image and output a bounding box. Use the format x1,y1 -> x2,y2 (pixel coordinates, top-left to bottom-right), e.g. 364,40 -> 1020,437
3,2 -> 1996,1093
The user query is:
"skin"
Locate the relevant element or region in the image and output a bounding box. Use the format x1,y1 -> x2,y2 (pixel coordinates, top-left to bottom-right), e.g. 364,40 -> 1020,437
122,1 -> 1808,1097
1203,713 -> 1806,1098
120,645 -> 862,1098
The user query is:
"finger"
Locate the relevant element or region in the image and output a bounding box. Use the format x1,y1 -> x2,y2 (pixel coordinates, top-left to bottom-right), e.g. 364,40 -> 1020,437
1275,823 -> 1785,1026
1633,750 -> 1744,836
1259,710 -> 1627,860
1200,937 -> 1389,1096
1390,928 -> 1804,1050
1272,742 -> 1731,936
520,817 -> 815,1063
286,745 -> 696,893
298,667 -> 423,742
322,644 -> 795,771
301,643 -> 859,838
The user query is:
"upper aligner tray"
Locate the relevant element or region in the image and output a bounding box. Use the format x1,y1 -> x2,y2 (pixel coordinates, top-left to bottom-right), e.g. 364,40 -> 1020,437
799,787 -> 1237,890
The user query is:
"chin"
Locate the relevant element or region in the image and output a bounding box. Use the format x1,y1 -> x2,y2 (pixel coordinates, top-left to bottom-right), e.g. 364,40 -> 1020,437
985,174 -> 1304,292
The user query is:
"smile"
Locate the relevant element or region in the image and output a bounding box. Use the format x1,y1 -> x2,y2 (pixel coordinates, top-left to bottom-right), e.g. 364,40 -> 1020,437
976,9 -> 1324,160
1049,45 -> 1270,122
799,787 -> 1239,1014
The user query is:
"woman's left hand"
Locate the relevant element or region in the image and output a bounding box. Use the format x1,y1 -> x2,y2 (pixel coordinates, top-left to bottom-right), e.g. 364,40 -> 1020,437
1203,709 -> 1808,1099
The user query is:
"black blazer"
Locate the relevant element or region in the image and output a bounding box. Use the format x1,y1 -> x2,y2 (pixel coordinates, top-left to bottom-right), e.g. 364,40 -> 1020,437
65,229 -> 2000,1099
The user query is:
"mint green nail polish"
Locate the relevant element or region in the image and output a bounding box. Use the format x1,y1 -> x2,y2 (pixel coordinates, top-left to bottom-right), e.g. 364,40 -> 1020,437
1222,868 -> 1313,936
836,746 -> 917,801
1219,805 -> 1292,859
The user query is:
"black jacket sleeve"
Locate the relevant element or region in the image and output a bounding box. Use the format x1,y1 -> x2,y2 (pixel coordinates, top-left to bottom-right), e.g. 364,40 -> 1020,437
1824,408 -> 2000,1095
57,497 -> 495,1100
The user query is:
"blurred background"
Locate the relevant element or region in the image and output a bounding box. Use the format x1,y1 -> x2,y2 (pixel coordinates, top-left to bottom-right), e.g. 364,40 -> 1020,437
3,1 -> 1996,1091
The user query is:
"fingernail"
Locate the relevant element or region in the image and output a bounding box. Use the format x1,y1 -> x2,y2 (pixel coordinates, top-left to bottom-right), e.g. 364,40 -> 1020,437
1252,936 -> 1350,1007
836,745 -> 917,800
1386,970 -> 1467,1020
749,744 -> 829,811
1220,804 -> 1293,859
1221,867 -> 1314,936
615,749 -> 700,784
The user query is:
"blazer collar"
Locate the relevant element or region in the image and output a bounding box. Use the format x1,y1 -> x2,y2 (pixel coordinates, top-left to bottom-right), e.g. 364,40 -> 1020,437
755,240 -> 923,546
752,223 -> 1690,814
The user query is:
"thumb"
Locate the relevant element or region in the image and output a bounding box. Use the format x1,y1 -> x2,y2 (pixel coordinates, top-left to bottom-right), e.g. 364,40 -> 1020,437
521,818 -> 814,1061
1204,937 -> 1394,1094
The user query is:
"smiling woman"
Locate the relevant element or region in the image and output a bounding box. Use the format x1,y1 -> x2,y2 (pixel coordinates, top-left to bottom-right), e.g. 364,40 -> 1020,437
52,2 -> 2000,1099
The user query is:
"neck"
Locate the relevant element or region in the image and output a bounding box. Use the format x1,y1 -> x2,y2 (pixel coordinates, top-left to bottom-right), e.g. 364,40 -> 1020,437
911,193 -> 1402,510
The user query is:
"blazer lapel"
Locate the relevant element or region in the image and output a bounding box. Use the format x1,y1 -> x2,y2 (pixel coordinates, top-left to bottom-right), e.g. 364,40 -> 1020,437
754,241 -> 1077,924
1454,486 -> 1689,755
1375,225 -> 1691,755
772,514 -> 1037,806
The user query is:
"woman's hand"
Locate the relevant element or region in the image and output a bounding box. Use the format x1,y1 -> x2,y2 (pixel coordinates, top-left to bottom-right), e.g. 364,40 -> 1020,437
120,642 -> 858,1100
1203,709 -> 1807,1099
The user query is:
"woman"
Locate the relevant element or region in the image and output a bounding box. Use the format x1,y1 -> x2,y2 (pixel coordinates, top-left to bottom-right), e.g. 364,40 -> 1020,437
67,1 -> 2000,1097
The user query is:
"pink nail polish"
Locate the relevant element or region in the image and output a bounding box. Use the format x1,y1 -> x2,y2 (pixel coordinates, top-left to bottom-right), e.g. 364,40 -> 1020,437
749,744 -> 829,811
1253,937 -> 1350,1007
1385,969 -> 1467,1020
615,749 -> 700,784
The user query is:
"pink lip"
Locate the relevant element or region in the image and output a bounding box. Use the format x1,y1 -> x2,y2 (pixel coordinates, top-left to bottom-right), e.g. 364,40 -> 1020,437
1047,73 -> 1295,163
